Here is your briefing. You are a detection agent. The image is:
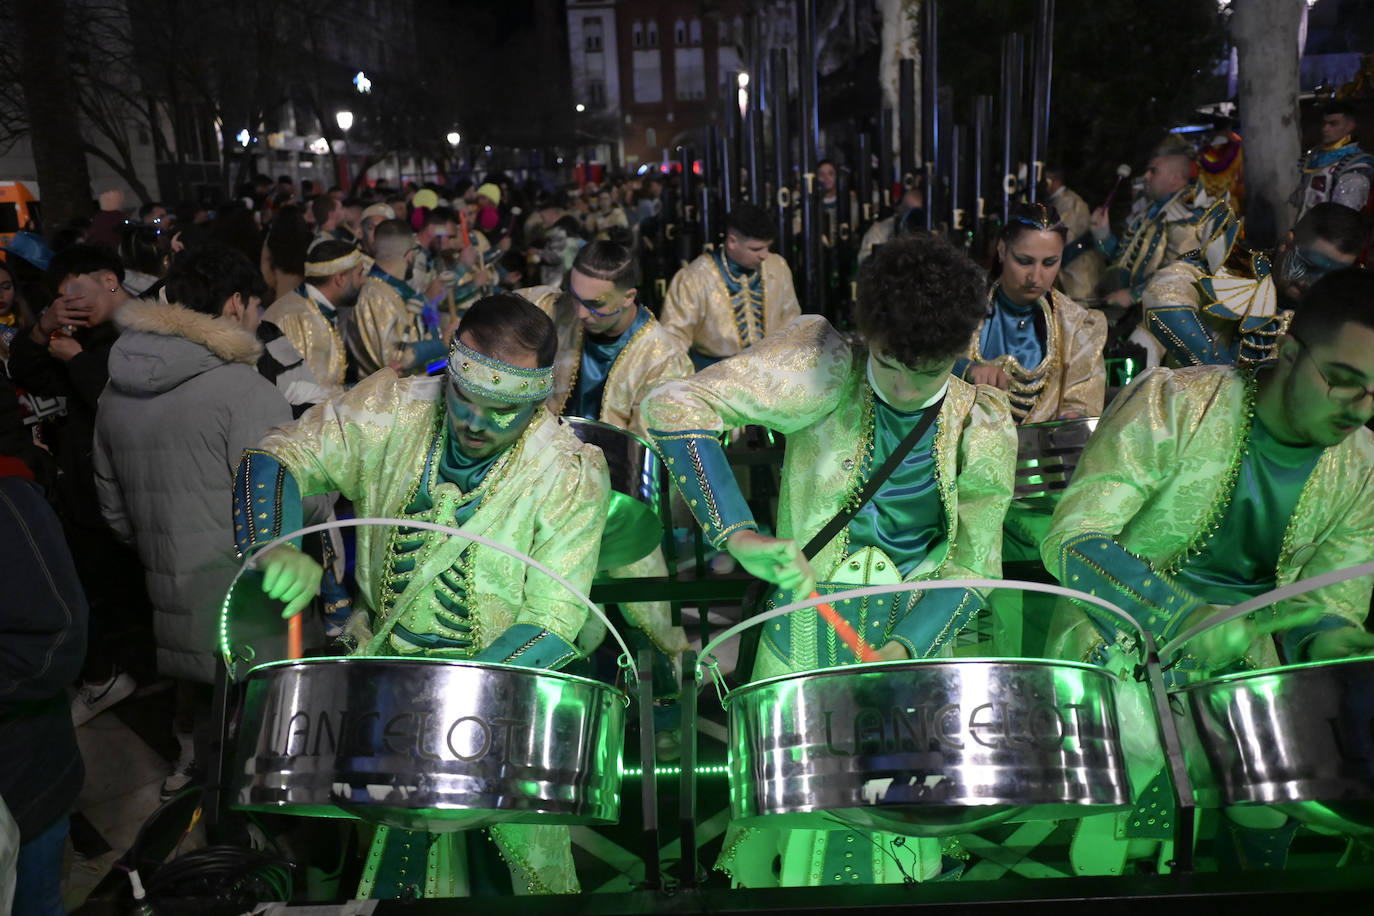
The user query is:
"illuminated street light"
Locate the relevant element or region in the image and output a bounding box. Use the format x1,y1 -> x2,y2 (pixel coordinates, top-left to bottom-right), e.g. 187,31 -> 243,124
575,103 -> 586,113
336,110 -> 354,132
737,72 -> 749,88
235,129 -> 251,146
353,71 -> 372,93
446,131 -> 461,147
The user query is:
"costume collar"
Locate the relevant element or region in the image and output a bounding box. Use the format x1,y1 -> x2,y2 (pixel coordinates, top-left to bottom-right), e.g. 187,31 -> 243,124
298,282 -> 337,321
368,264 -> 420,303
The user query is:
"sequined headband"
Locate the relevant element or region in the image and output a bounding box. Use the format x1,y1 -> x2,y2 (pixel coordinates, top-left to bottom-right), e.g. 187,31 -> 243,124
303,248 -> 362,277
447,337 -> 553,403
1009,202 -> 1065,232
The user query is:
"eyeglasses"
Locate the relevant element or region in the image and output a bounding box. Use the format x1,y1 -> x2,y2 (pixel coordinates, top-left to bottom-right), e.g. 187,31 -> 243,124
1292,335 -> 1374,405
568,287 -> 628,317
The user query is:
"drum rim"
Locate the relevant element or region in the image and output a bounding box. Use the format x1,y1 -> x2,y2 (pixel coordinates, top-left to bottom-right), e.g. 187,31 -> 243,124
723,655 -> 1117,704
241,654 -> 630,700
1167,653 -> 1374,695
563,414 -> 656,452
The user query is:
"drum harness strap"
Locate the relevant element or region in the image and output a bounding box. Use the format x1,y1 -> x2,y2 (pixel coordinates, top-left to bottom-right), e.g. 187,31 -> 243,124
739,395 -> 946,666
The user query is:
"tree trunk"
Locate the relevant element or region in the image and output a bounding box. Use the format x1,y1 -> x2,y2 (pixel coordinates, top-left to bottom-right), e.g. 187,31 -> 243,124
1231,0 -> 1302,249
15,0 -> 93,231
878,0 -> 919,120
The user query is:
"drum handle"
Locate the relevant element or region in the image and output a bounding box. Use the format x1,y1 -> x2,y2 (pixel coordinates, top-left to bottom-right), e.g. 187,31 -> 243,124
696,577 -> 1149,686
1162,559 -> 1374,666
242,517 -> 639,679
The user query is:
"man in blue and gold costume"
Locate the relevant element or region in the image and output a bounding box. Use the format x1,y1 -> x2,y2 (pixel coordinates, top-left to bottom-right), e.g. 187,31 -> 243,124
1043,268 -> 1374,871
518,240 -> 694,669
1292,101 -> 1374,219
644,234 -> 1017,886
1092,141 -> 1229,311
659,202 -> 800,370
1144,203 -> 1364,367
350,219 -> 447,377
234,294 -> 609,897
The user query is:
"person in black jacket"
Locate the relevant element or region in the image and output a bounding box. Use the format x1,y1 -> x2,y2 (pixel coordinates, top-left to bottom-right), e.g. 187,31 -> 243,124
0,465 -> 88,916
5,245 -> 149,724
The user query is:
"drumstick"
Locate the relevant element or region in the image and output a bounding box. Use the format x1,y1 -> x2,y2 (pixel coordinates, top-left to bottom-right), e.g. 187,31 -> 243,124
287,613 -> 303,660
811,591 -> 881,662
1101,164 -> 1132,212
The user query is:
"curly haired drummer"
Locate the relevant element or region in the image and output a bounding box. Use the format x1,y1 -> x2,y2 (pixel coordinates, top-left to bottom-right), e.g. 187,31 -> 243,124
234,293 -> 610,897
643,234 -> 1018,886
1043,268 -> 1374,871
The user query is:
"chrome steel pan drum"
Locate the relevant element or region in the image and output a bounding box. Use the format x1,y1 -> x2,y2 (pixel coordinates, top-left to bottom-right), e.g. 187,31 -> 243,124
726,658 -> 1129,836
229,657 -> 626,833
565,416 -> 663,570
1171,657 -> 1374,835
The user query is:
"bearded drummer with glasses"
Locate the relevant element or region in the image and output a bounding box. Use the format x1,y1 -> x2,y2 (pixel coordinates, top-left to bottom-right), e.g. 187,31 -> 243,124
233,294 -> 610,897
644,234 -> 1017,886
1042,268 -> 1374,872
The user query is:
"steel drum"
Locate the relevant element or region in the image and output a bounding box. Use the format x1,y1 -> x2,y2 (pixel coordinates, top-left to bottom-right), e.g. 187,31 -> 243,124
229,657 -> 625,832
221,518 -> 634,833
725,657 -> 1129,836
1012,417 -> 1098,507
1171,656 -> 1374,835
565,416 -> 663,570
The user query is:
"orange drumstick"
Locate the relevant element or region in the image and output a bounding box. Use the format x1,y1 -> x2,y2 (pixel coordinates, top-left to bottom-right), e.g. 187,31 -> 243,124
287,613 -> 303,661
811,590 -> 881,662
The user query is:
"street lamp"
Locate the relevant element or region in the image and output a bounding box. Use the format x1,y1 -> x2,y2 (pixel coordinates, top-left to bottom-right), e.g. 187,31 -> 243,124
353,71 -> 372,94
336,110 -> 354,132
575,103 -> 586,113
737,71 -> 749,118
446,131 -> 461,147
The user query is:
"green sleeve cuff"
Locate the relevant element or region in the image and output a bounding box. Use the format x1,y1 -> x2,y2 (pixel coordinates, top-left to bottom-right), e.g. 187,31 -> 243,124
889,587 -> 983,658
474,624 -> 580,670
1056,532 -> 1207,644
234,449 -> 303,555
649,428 -> 757,547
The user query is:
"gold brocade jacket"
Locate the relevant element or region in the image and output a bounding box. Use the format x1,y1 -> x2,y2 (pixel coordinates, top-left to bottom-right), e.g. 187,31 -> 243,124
517,284 -> 694,654
1109,182 -> 1226,297
350,274 -> 432,377
254,370 -> 610,652
260,288 -> 347,391
643,316 -> 1017,674
658,251 -> 800,360
1049,186 -> 1105,301
959,287 -> 1108,424
1042,365 -> 1374,662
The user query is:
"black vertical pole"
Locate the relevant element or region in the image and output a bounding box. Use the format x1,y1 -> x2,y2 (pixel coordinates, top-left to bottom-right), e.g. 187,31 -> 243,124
1028,0 -> 1055,202
950,123 -> 964,239
999,33 -> 1025,222
769,48 -> 793,257
898,59 -> 917,200
877,106 -> 894,217
973,94 -> 993,251
747,14 -> 765,204
702,124 -> 719,246
678,144 -> 697,265
798,0 -> 823,315
722,70 -> 740,212
919,1 -> 938,230
856,126 -> 873,227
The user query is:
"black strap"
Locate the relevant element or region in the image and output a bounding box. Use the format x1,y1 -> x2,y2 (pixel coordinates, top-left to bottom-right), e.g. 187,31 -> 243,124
799,394 -> 945,561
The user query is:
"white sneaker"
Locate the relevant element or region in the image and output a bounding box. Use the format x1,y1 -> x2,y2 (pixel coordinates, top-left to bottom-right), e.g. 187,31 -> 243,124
161,734 -> 198,799
70,672 -> 136,727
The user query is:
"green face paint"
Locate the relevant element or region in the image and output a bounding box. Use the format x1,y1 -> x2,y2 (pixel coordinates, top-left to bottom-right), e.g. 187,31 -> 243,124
446,379 -> 537,459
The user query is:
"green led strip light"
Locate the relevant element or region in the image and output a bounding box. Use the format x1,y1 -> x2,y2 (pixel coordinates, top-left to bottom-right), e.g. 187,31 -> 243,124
621,765 -> 732,778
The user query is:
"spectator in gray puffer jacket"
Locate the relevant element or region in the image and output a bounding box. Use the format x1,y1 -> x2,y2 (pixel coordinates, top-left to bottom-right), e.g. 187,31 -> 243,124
93,242 -> 292,797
